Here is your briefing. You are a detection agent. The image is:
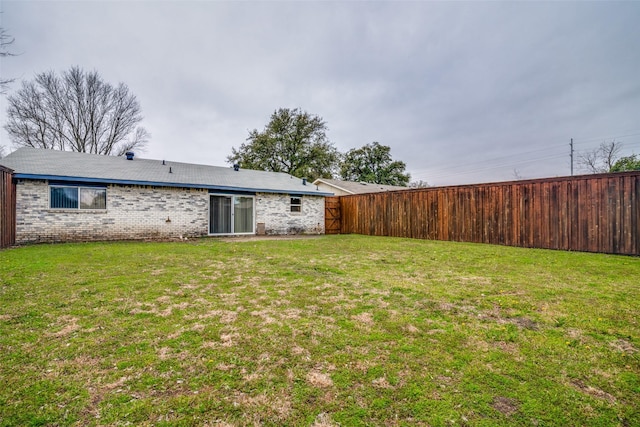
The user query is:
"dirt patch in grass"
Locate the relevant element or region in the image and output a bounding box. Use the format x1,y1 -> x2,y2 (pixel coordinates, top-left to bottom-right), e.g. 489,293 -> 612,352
352,312 -> 374,327
570,379 -> 617,404
495,340 -> 522,356
510,316 -> 539,330
129,301 -> 192,317
250,309 -> 278,325
306,371 -> 334,388
197,309 -> 239,324
566,328 -> 583,339
156,295 -> 172,304
49,315 -> 80,337
160,302 -> 191,317
371,376 -> 394,389
492,396 -> 519,416
311,412 -> 339,427
291,345 -> 308,356
404,324 -> 420,334
157,346 -> 172,360
609,338 -> 637,354
220,331 -> 239,347
232,390 -> 292,420
440,301 -> 478,315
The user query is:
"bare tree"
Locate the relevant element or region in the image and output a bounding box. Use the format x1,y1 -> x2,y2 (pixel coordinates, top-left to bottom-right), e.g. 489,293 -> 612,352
0,26 -> 15,93
512,168 -> 525,180
1,26 -> 16,156
578,141 -> 622,174
5,66 -> 149,156
408,180 -> 431,188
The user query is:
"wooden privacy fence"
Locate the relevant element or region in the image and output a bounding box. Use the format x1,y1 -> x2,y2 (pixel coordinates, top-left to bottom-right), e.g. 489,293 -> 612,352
0,165 -> 16,249
327,172 -> 640,255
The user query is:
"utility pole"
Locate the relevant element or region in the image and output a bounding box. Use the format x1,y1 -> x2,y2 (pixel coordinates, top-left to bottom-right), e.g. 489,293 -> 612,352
570,138 -> 574,176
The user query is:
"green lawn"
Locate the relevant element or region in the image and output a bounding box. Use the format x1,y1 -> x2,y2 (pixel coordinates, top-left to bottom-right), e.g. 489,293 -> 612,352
0,235 -> 638,426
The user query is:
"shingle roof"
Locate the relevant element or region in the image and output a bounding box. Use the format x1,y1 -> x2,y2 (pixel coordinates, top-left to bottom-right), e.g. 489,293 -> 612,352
313,178 -> 407,194
0,147 -> 331,196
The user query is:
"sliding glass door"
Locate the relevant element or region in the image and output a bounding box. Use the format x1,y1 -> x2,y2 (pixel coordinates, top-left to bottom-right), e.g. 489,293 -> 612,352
233,196 -> 254,233
209,195 -> 254,235
210,195 -> 232,234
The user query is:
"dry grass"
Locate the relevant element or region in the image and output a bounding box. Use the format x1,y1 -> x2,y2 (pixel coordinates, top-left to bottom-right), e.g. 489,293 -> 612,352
0,235 -> 638,426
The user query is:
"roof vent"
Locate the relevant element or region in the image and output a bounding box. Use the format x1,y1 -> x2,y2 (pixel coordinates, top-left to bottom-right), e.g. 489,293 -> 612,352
125,151 -> 135,160
302,178 -> 307,186
233,164 -> 240,171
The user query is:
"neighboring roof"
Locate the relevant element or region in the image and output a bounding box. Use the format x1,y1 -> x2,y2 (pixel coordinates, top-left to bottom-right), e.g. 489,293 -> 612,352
313,178 -> 408,195
0,147 -> 332,196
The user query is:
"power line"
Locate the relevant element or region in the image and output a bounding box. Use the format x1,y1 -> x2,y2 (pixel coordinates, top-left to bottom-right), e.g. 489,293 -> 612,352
410,143 -> 566,177
572,131 -> 640,146
415,152 -> 566,181
409,131 -> 640,184
411,146 -> 566,178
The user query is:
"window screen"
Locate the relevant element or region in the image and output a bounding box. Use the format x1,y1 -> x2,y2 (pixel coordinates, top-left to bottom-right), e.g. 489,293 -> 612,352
290,196 -> 302,213
50,186 -> 79,209
50,186 -> 106,210
80,188 -> 106,209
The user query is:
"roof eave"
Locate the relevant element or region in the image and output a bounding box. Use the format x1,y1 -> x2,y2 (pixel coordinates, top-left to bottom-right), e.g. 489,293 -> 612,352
14,173 -> 333,197
312,179 -> 354,195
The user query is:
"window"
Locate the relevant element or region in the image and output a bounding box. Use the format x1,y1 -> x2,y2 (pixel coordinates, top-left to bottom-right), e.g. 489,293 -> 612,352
290,196 -> 302,213
50,186 -> 106,210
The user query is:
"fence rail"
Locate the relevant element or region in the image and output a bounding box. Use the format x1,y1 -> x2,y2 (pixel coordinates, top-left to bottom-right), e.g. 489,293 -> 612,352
329,172 -> 640,255
0,166 -> 16,249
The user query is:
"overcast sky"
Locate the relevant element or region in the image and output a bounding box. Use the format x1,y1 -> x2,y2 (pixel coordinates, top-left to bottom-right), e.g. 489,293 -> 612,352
1,0 -> 639,186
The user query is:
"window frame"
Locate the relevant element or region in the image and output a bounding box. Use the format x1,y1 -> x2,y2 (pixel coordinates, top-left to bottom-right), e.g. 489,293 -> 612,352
49,184 -> 107,210
208,193 -> 256,235
290,195 -> 302,213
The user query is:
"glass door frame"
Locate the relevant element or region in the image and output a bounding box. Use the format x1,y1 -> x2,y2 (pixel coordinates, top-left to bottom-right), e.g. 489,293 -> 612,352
208,193 -> 256,236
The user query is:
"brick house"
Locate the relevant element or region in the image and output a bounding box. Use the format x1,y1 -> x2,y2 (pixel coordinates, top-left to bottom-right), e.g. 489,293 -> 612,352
0,148 -> 332,244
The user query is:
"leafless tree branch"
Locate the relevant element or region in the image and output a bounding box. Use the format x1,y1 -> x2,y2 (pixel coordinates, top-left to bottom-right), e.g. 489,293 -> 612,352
4,66 -> 148,156
1,26 -> 16,94
578,140 -> 623,174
